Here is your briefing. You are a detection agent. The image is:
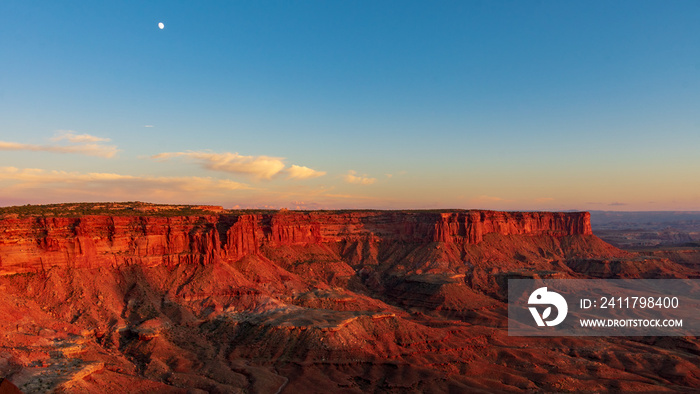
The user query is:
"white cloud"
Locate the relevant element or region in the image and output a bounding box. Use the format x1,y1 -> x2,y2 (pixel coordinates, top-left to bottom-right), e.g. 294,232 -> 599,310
0,142 -> 28,150
0,131 -> 118,158
153,150 -> 325,181
153,151 -> 285,180
0,167 -> 252,202
56,143 -> 118,158
51,130 -> 111,144
344,170 -> 376,185
285,165 -> 326,180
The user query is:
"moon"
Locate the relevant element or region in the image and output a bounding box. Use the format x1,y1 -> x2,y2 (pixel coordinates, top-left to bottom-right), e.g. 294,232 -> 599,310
158,22 -> 164,29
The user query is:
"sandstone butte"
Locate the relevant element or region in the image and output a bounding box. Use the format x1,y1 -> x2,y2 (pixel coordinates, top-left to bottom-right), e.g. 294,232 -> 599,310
0,205 -> 698,393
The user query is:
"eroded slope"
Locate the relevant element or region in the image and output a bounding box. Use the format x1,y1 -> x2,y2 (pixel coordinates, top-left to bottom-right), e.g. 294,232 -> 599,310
0,208 -> 698,392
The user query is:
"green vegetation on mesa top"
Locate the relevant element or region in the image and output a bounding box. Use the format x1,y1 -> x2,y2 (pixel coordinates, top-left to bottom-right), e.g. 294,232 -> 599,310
0,202 -> 238,218
0,203 -> 553,218
0,203 -> 392,218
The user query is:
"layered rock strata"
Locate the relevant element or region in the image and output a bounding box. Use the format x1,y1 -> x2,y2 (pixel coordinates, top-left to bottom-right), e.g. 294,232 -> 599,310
0,211 -> 591,274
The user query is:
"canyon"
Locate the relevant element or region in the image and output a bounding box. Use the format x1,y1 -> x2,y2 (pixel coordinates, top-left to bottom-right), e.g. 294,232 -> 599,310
0,204 -> 698,393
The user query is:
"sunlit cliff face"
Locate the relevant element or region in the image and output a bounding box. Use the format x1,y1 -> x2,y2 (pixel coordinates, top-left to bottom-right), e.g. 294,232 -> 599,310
0,210 -> 593,274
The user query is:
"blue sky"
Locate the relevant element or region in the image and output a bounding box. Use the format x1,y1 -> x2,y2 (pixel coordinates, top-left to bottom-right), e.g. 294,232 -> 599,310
1,1 -> 699,210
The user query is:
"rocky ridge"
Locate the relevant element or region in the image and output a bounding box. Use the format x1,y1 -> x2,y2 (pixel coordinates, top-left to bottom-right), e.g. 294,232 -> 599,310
0,210 -> 593,274
0,205 -> 698,393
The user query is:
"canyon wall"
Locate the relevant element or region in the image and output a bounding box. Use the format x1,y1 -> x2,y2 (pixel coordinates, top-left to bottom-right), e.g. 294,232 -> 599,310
0,210 -> 591,274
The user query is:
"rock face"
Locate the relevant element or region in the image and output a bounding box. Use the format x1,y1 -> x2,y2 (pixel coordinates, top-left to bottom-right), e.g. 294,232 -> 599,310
0,210 -> 592,275
1,207 -> 698,393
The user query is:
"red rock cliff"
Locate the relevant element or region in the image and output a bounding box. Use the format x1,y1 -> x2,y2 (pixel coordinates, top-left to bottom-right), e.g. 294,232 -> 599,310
0,210 -> 591,274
